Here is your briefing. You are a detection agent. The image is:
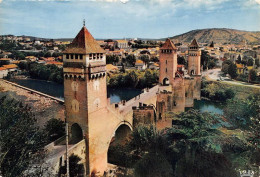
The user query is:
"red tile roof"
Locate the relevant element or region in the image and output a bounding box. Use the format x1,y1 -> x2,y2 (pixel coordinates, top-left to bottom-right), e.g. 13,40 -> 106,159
160,38 -> 177,50
3,64 -> 18,69
63,26 -> 105,54
189,39 -> 199,48
0,67 -> 7,71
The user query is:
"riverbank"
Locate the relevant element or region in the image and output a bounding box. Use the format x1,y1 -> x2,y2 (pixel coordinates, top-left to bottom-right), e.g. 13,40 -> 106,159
0,79 -> 65,128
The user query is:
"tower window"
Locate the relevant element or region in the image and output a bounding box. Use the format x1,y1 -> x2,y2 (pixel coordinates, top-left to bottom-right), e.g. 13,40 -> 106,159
71,54 -> 74,59
80,54 -> 83,60
166,60 -> 167,64
66,54 -> 69,59
166,68 -> 167,73
75,54 -> 78,59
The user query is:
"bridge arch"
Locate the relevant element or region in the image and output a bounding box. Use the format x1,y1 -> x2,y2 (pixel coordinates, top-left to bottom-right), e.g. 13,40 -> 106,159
190,70 -> 195,76
107,121 -> 132,165
109,121 -> 132,145
163,77 -> 169,86
70,123 -> 83,144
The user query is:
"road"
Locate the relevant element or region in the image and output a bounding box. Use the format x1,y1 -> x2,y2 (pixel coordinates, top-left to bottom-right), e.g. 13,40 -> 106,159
202,68 -> 260,89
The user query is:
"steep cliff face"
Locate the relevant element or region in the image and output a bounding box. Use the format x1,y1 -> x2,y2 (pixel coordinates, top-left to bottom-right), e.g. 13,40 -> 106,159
171,28 -> 260,44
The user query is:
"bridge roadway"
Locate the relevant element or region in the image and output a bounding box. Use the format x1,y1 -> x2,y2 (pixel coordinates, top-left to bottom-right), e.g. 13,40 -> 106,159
118,84 -> 171,115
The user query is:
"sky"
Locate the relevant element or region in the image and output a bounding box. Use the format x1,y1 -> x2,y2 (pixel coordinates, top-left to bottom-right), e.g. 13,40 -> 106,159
0,0 -> 259,39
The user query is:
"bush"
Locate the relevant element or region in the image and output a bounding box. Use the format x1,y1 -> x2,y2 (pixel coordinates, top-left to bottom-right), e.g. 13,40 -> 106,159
134,153 -> 173,177
18,62 -> 64,84
44,118 -> 65,142
58,154 -> 84,177
201,82 -> 235,101
107,69 -> 158,89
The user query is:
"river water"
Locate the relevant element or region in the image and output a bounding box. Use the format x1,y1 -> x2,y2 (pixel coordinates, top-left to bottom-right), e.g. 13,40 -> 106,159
9,78 -> 224,115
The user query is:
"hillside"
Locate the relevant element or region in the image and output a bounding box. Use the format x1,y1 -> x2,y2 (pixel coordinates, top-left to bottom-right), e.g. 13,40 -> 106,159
171,28 -> 260,45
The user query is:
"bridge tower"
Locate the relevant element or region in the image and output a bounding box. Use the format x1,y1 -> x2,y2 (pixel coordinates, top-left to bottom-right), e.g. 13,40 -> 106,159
188,39 -> 201,76
159,38 -> 178,86
63,24 -> 108,175
188,39 -> 202,100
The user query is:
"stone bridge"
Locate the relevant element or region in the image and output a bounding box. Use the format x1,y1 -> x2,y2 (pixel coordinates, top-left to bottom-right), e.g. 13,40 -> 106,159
45,84 -> 170,176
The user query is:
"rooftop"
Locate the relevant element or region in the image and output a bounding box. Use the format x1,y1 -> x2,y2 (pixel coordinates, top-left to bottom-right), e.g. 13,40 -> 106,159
160,38 -> 177,50
3,64 -> 18,69
63,25 -> 105,54
189,39 -> 199,48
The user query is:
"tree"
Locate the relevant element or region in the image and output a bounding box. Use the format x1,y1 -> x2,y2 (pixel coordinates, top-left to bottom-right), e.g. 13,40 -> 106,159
44,52 -> 52,58
255,59 -> 259,67
0,96 -> 46,177
144,70 -> 153,87
126,54 -> 136,66
222,64 -> 229,74
249,69 -> 257,82
167,110 -> 239,177
237,54 -> 242,64
134,152 -> 173,177
106,55 -> 119,65
150,56 -> 159,62
125,70 -> 139,88
247,58 -> 254,66
177,55 -> 186,65
209,41 -> 214,48
228,63 -> 238,79
208,59 -> 217,69
140,54 -> 150,65
201,50 -> 210,70
58,154 -> 85,177
43,118 -> 65,142
224,93 -> 260,129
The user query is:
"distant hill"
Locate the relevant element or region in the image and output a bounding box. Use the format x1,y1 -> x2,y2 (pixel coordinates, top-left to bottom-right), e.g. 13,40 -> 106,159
170,28 -> 260,45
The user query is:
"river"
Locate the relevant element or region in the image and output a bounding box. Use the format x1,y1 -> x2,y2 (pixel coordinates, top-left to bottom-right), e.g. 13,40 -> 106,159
9,78 -> 142,104
9,78 -> 224,115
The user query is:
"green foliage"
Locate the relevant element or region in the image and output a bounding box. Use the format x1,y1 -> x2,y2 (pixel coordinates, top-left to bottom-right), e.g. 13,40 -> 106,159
222,64 -> 230,74
177,55 -> 186,65
222,60 -> 236,77
201,82 -> 235,101
201,50 -> 217,70
11,51 -> 26,60
228,63 -> 238,79
134,152 -> 173,177
0,40 -> 21,51
0,96 -> 46,177
237,54 -> 242,64
150,56 -> 159,62
224,93 -> 260,130
255,58 -> 260,67
18,62 -> 63,84
140,54 -> 150,65
247,58 -> 254,66
126,110 -> 243,177
107,69 -> 158,89
249,69 -> 257,82
236,73 -> 248,82
108,144 -> 137,167
58,154 -> 84,177
106,54 -> 119,64
125,54 -> 136,66
43,118 -> 65,142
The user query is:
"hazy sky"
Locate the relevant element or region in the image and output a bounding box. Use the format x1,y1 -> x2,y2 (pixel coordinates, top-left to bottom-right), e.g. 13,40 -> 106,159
0,0 -> 259,39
